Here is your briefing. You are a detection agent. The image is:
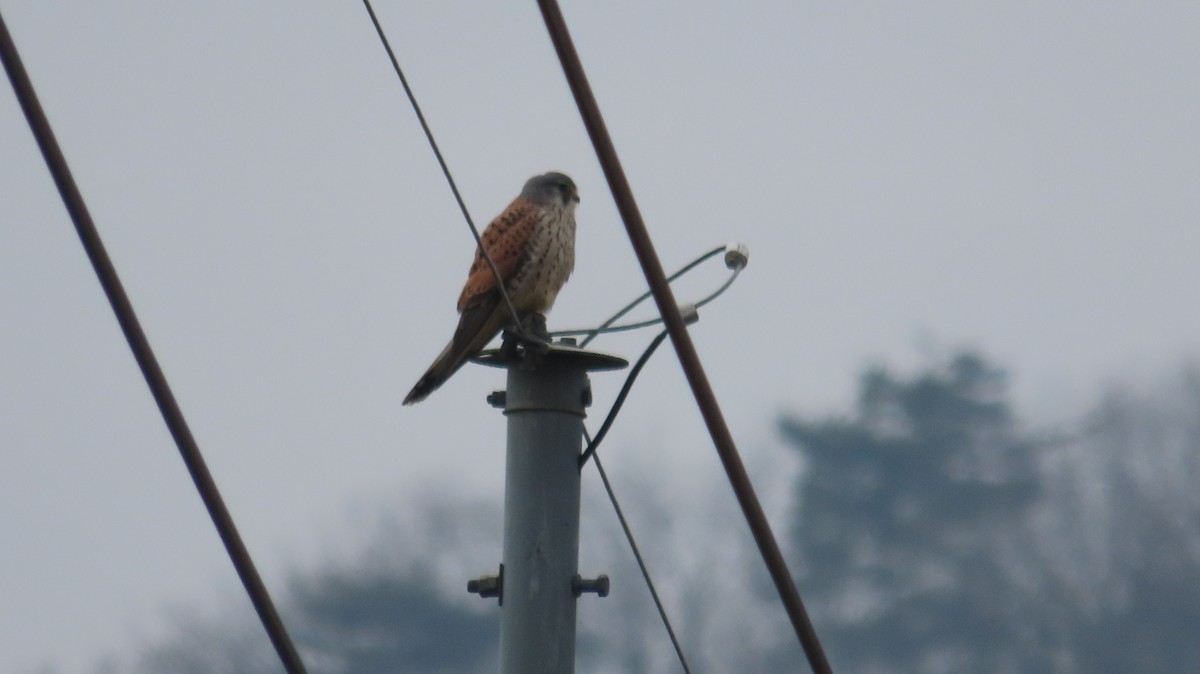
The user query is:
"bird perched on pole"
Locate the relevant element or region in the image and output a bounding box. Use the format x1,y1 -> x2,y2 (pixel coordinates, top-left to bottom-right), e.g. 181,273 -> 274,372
403,171 -> 580,405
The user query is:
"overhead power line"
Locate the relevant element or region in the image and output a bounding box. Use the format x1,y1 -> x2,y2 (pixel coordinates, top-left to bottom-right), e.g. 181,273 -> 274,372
362,0 -> 524,332
0,11 -> 308,674
534,2 -> 835,672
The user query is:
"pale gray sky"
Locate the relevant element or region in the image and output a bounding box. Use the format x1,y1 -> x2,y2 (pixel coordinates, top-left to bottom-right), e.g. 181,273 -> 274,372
2,2 -> 1198,671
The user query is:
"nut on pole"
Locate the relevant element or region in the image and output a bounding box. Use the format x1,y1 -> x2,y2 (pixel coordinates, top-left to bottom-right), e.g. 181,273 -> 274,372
467,564 -> 504,603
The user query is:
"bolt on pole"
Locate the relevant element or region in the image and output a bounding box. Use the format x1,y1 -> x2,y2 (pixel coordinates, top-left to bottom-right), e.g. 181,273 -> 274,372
472,340 -> 625,674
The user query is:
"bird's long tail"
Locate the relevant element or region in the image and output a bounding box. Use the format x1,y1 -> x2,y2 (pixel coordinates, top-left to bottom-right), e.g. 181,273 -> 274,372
403,301 -> 509,405
402,341 -> 461,405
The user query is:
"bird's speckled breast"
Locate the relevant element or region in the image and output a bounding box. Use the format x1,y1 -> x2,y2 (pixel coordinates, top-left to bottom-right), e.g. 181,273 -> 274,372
509,203 -> 576,314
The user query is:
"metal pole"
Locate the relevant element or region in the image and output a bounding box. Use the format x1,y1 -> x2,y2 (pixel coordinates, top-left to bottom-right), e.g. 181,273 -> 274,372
475,343 -> 623,674
501,356 -> 585,674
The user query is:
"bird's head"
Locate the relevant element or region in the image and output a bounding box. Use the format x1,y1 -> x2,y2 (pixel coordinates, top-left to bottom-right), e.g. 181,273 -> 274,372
523,171 -> 580,208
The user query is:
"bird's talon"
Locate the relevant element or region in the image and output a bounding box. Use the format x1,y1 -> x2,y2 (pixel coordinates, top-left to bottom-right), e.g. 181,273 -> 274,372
529,314 -> 550,342
499,327 -> 524,359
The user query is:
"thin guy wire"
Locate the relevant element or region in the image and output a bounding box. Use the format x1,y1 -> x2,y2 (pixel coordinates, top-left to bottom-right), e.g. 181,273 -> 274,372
0,11 -> 308,674
363,0 -> 523,331
587,437 -> 695,674
536,3 -> 835,672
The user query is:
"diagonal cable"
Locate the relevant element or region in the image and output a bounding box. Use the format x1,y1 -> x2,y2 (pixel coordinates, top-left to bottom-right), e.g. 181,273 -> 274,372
363,0 -> 523,330
0,10 -> 308,674
535,2 -> 834,672
587,435 -> 694,674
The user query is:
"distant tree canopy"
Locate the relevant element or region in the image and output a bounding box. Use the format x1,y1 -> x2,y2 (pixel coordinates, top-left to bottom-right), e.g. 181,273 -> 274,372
99,353 -> 1200,674
781,353 -> 1046,673
780,352 -> 1200,674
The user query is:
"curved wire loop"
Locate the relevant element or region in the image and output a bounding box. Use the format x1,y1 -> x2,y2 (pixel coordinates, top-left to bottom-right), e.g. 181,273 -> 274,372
552,242 -> 748,347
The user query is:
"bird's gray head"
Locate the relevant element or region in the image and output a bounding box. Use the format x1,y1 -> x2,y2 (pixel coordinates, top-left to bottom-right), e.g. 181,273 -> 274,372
521,171 -> 580,208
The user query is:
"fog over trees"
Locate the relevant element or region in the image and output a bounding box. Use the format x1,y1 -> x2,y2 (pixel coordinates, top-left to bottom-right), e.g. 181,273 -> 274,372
89,353 -> 1200,673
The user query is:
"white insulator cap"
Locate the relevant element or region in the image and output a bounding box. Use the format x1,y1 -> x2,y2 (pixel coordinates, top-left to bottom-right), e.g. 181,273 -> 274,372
678,302 -> 700,325
724,242 -> 750,270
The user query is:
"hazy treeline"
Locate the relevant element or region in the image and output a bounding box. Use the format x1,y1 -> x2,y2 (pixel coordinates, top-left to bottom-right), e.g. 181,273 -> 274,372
90,353 -> 1200,673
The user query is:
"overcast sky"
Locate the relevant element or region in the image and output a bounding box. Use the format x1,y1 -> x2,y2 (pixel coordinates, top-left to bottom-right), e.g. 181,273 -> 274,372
2,2 -> 1198,672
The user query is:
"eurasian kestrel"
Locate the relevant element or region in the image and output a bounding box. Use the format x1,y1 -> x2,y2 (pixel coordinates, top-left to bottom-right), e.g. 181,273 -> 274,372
403,172 -> 579,405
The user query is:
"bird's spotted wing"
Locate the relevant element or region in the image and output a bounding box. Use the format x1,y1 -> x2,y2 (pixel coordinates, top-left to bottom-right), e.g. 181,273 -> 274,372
457,197 -> 538,312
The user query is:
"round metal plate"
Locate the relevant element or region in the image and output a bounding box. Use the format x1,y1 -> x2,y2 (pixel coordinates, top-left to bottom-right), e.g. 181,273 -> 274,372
473,341 -> 628,372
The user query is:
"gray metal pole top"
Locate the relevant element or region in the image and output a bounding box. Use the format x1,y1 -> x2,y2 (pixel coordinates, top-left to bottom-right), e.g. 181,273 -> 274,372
475,339 -> 625,674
